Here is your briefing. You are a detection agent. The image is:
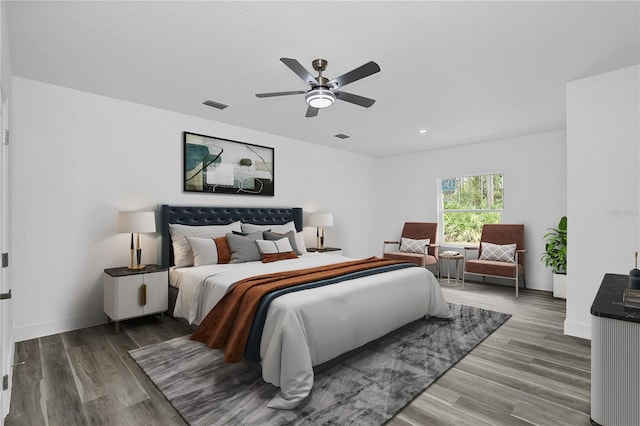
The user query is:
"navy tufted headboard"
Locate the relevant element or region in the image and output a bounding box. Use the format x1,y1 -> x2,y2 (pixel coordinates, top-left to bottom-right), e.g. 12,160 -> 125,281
160,204 -> 303,267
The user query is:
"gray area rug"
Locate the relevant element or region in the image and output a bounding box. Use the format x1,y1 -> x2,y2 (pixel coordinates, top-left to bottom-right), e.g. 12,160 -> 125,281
129,303 -> 510,425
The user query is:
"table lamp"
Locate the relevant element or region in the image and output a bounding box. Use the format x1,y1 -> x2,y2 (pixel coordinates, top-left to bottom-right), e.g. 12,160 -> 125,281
117,211 -> 156,269
308,213 -> 333,250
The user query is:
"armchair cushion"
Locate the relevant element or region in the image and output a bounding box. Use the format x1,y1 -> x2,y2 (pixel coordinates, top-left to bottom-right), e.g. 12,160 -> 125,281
466,259 -> 523,278
479,242 -> 516,263
400,238 -> 430,254
383,251 -> 437,267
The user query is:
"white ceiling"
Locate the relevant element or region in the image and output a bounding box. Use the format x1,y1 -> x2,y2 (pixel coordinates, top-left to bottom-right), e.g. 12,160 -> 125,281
6,1 -> 639,157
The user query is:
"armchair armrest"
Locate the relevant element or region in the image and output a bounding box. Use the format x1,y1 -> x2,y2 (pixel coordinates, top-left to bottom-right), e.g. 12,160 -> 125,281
427,243 -> 440,259
382,240 -> 400,256
516,249 -> 527,254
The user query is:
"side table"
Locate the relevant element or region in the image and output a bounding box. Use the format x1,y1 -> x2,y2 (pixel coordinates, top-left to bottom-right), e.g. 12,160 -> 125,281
307,247 -> 343,256
439,252 -> 464,284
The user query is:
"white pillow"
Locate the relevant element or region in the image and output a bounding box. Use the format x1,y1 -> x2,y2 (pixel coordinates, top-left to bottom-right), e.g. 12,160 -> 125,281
479,242 -> 516,263
169,221 -> 241,267
480,243 -> 516,263
241,221 -> 297,234
186,237 -> 218,267
295,231 -> 307,255
400,238 -> 430,254
256,237 -> 294,255
255,237 -> 299,263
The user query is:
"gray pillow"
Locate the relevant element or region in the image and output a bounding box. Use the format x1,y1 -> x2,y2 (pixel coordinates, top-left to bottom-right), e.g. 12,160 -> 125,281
227,231 -> 263,263
263,230 -> 302,255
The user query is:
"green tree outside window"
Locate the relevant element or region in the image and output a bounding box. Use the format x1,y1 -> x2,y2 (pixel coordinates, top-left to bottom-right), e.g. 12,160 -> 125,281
441,174 -> 504,244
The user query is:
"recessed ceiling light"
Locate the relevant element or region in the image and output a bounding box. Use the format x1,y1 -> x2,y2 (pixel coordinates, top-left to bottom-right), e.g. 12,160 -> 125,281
419,129 -> 428,134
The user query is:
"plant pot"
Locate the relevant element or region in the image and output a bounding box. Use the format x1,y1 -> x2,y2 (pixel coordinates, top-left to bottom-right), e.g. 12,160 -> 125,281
553,273 -> 567,299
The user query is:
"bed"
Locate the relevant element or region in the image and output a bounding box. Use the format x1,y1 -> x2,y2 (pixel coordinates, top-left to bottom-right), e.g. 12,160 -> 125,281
160,204 -> 451,409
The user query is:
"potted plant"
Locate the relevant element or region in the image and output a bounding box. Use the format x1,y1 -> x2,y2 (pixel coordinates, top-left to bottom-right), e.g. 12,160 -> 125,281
541,216 -> 567,298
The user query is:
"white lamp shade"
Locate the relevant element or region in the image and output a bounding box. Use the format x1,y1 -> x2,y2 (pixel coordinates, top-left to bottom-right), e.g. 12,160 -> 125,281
117,211 -> 156,233
308,213 -> 334,227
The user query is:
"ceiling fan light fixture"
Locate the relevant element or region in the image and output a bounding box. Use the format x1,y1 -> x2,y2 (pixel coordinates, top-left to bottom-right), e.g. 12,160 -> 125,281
306,88 -> 335,109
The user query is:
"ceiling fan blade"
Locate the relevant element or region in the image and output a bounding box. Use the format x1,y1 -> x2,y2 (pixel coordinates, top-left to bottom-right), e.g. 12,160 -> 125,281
334,91 -> 376,108
255,91 -> 306,98
328,61 -> 380,89
305,106 -> 319,118
280,58 -> 319,86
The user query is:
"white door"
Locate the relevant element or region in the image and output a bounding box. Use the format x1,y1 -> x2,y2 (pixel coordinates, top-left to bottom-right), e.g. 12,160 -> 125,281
0,94 -> 12,420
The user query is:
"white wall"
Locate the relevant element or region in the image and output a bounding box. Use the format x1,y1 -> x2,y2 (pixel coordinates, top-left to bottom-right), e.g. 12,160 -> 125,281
18,66 -> 634,342
11,77 -> 379,341
566,65 -> 640,339
375,130 -> 567,291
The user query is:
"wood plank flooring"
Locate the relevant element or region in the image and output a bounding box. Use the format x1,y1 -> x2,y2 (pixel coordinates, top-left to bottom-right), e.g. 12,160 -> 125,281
5,281 -> 591,425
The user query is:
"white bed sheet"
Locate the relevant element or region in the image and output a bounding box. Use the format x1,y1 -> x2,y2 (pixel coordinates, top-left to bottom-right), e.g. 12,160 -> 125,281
172,253 -> 451,409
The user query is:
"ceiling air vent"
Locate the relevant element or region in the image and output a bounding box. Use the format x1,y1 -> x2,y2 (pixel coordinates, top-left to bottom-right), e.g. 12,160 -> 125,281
202,99 -> 229,110
334,133 -> 350,139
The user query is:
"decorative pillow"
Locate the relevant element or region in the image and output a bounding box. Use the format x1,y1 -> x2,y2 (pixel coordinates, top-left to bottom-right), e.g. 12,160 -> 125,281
226,231 -> 263,263
241,221 -> 296,234
214,236 -> 231,264
169,221 -> 241,268
232,229 -> 270,236
295,232 -> 308,255
262,252 -> 299,263
400,238 -> 430,254
186,237 -> 218,267
479,242 -> 516,263
256,238 -> 298,263
263,230 -> 303,255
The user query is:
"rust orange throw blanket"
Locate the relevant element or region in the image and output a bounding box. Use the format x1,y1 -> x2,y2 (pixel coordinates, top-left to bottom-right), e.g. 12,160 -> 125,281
190,257 -> 407,363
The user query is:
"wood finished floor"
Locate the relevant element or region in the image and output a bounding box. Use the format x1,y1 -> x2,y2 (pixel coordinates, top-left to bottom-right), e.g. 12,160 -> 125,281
5,281 -> 591,426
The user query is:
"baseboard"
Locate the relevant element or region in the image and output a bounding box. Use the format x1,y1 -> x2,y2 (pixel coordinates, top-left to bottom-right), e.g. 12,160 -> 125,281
461,276 -> 552,293
564,318 -> 591,340
520,279 -> 551,292
14,313 -> 107,342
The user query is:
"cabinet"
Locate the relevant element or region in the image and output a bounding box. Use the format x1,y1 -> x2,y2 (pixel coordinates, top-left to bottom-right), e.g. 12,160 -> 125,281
104,264 -> 168,332
590,274 -> 640,426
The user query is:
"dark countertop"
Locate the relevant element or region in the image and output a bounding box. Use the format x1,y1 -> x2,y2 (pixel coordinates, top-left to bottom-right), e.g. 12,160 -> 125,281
307,247 -> 341,253
591,273 -> 640,323
104,264 -> 167,277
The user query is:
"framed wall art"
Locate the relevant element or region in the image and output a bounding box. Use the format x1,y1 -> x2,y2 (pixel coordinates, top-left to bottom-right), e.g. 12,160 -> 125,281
183,132 -> 274,196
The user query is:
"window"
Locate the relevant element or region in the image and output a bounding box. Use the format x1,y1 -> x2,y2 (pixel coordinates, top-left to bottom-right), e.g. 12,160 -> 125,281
439,174 -> 503,245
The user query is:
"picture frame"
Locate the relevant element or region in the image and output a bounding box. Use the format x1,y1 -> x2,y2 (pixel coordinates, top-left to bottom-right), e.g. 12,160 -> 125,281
183,132 -> 274,196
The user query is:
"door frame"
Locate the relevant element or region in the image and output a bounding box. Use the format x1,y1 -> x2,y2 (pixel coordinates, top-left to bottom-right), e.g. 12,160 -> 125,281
1,89 -> 13,420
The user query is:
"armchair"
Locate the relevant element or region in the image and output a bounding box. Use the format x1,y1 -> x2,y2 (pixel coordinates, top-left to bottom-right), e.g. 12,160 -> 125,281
382,222 -> 439,274
463,224 -> 526,298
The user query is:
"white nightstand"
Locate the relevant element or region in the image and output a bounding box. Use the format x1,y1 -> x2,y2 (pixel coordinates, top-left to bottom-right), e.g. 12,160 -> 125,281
307,247 -> 343,256
103,264 -> 168,332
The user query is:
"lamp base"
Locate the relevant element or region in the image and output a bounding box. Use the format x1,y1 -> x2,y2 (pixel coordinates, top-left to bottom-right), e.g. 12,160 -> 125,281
316,226 -> 325,250
128,264 -> 146,270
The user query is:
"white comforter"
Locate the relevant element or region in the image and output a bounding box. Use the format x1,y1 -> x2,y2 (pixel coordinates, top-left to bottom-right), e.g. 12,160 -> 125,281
172,254 -> 451,409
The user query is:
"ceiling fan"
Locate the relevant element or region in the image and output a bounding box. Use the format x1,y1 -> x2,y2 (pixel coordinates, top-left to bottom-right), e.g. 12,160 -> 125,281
255,58 -> 381,118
